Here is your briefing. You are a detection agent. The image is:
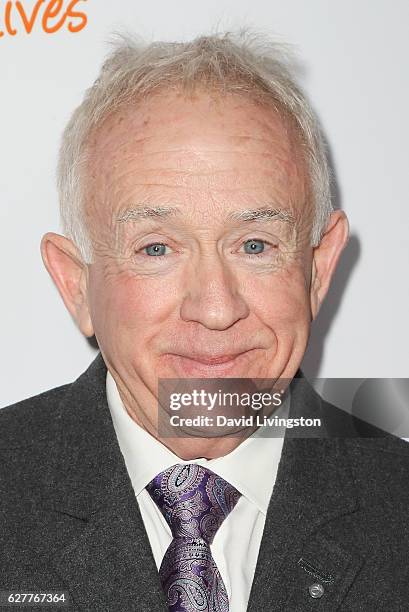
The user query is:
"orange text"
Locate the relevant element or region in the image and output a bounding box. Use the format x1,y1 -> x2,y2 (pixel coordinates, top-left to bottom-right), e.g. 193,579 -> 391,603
0,0 -> 88,37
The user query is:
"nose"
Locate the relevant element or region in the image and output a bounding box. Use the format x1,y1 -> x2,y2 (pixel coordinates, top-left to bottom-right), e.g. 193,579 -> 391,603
180,253 -> 249,330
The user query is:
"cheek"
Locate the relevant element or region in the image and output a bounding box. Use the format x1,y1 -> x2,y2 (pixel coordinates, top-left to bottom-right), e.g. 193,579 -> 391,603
114,279 -> 170,329
246,268 -> 311,332
89,268 -> 178,344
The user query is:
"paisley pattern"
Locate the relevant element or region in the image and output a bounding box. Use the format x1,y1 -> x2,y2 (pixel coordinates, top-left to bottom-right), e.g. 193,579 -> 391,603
146,464 -> 241,612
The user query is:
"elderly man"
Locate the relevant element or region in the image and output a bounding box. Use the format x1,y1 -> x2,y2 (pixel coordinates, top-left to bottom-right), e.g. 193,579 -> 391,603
1,32 -> 408,611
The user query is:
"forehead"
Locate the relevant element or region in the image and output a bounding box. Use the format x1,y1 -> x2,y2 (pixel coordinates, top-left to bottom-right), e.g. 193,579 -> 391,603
85,89 -> 308,224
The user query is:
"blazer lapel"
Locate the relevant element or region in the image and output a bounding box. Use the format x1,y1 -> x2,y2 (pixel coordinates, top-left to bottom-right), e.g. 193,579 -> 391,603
39,354 -> 167,611
247,376 -> 363,612
50,488 -> 167,610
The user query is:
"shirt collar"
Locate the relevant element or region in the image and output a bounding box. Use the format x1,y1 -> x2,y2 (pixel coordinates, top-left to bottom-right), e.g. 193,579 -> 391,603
106,370 -> 287,515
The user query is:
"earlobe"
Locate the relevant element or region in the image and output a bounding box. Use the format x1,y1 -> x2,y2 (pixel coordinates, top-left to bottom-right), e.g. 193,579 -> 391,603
40,232 -> 94,337
310,210 -> 349,319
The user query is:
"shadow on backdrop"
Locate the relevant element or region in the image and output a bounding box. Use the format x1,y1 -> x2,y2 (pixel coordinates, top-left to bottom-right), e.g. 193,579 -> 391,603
301,137 -> 361,379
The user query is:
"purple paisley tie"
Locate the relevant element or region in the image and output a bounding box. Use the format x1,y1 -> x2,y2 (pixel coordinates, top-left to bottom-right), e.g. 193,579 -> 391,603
145,464 -> 241,612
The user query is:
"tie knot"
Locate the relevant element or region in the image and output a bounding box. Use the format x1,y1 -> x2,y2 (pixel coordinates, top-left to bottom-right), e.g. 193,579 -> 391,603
146,464 -> 241,543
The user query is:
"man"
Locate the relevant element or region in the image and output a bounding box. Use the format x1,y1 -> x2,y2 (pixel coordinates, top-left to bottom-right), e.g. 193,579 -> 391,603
1,31 -> 408,611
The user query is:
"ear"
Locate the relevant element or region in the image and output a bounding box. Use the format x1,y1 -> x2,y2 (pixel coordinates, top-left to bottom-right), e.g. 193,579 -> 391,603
310,210 -> 349,319
40,232 -> 94,337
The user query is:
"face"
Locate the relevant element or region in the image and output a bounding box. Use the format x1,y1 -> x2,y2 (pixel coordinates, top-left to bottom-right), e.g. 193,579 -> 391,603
42,89 -> 348,458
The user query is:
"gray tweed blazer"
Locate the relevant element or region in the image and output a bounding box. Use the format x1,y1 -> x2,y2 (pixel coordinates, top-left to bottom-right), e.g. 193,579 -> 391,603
1,353 -> 408,611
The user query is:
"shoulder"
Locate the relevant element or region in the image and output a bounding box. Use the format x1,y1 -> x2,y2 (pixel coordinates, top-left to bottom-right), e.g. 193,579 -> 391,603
0,353 -> 107,450
0,384 -> 74,507
319,397 -> 409,505
291,376 -> 409,501
0,383 -> 71,450
320,395 -> 409,459
343,427 -> 409,507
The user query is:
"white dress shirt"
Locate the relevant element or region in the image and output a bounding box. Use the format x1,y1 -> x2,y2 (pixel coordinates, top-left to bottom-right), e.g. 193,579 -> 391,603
106,372 -> 288,611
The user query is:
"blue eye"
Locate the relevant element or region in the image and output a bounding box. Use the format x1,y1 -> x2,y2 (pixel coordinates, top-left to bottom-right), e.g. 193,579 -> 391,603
144,243 -> 167,256
243,239 -> 265,254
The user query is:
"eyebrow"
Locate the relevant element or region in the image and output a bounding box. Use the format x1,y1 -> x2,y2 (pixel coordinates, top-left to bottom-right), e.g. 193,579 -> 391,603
116,205 -> 295,225
226,207 -> 296,224
116,206 -> 180,222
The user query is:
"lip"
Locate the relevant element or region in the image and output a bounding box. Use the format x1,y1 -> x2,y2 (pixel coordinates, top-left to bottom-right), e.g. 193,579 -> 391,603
181,353 -> 246,365
164,350 -> 256,377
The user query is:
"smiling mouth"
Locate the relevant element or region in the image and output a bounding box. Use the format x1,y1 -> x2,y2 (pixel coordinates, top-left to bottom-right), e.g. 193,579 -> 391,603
164,350 -> 256,376
181,353 -> 247,364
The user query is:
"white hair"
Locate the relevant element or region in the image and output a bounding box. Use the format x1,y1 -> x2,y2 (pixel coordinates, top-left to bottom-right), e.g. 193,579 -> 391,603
57,30 -> 332,263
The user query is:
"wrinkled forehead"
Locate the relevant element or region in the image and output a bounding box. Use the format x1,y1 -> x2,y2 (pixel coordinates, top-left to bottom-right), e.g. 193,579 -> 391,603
83,90 -> 311,230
